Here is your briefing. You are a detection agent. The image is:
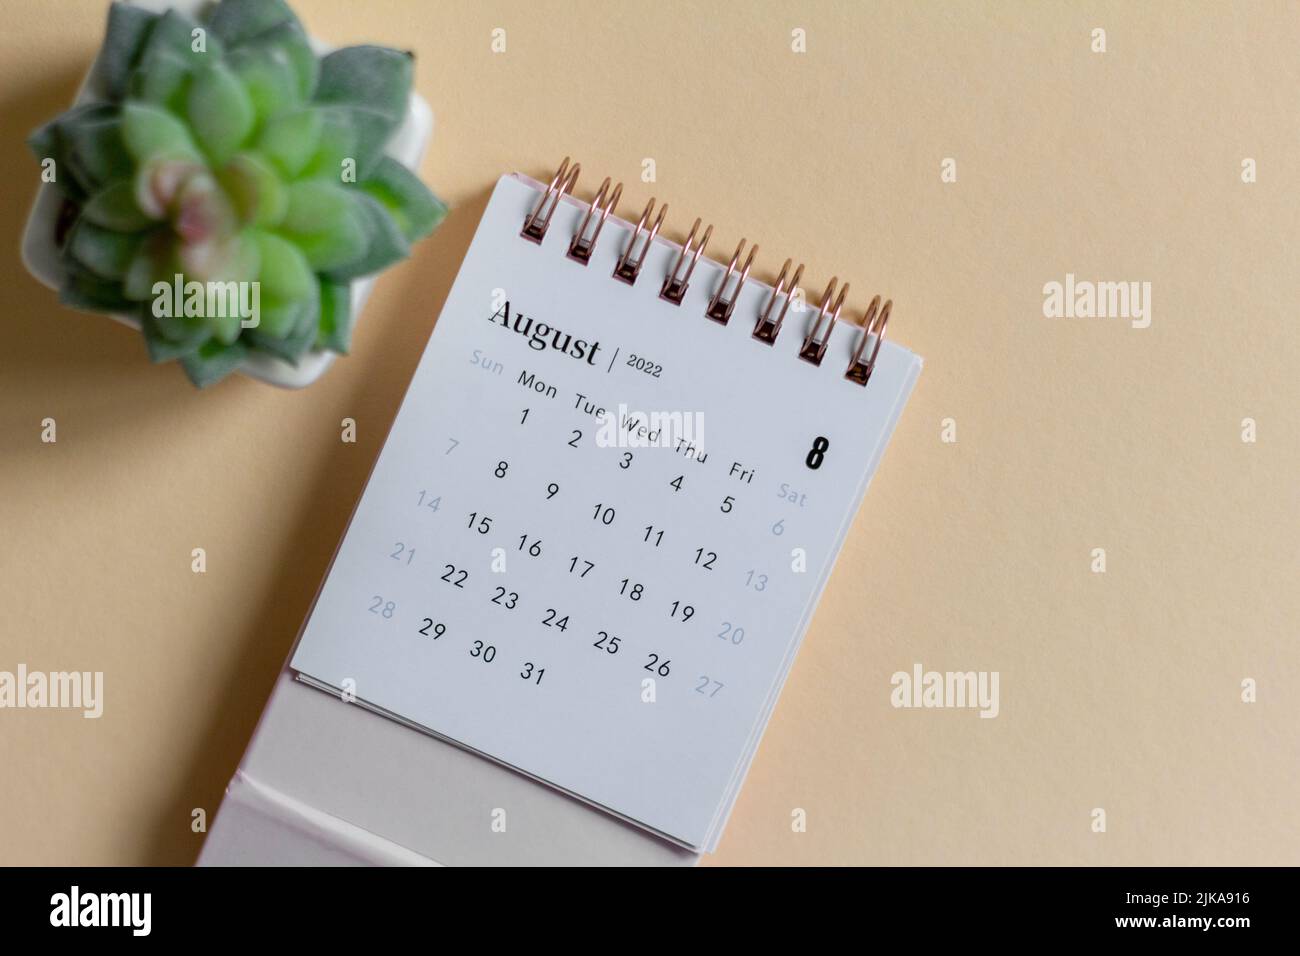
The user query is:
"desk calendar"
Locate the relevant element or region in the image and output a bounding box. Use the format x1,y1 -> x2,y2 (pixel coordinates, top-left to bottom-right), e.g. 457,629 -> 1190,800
290,161 -> 922,851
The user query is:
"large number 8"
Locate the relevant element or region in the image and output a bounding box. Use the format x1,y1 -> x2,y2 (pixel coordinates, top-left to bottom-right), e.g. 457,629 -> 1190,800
805,436 -> 830,470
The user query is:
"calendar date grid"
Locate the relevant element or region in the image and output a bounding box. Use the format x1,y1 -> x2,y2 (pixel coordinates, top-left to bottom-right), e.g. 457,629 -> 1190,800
370,405 -> 802,710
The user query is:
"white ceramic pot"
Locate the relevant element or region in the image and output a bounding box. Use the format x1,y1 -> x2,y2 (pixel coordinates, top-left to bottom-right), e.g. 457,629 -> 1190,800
19,0 -> 434,388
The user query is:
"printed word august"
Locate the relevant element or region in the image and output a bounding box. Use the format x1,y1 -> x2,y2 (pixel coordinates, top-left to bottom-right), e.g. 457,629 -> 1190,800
488,301 -> 602,364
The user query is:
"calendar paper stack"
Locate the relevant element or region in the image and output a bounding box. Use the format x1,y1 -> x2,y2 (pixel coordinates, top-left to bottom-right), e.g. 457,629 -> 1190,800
213,161 -> 921,860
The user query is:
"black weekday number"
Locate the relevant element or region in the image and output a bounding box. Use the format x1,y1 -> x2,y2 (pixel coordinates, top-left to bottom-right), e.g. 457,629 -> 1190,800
568,556 -> 595,577
520,662 -> 545,684
418,619 -> 446,640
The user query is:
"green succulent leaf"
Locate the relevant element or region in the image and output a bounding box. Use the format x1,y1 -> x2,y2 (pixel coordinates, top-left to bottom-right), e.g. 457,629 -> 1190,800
251,300 -> 295,339
247,293 -> 319,362
67,219 -> 142,280
59,265 -> 133,312
185,62 -> 255,165
254,230 -> 315,304
121,101 -> 200,163
294,106 -> 353,180
323,191 -> 410,282
208,0 -> 301,48
281,298 -> 324,360
220,152 -> 287,226
98,3 -> 160,100
207,305 -> 245,346
180,337 -> 248,388
29,118 -> 83,203
314,46 -> 411,129
227,45 -> 302,123
122,233 -> 173,301
237,21 -> 318,101
360,156 -> 446,242
279,180 -> 368,271
257,107 -> 322,178
137,9 -> 221,67
58,106 -> 134,197
179,232 -> 260,290
315,279 -> 353,353
298,105 -> 390,180
142,309 -> 211,362
82,179 -> 155,231
128,47 -> 193,111
27,120 -> 58,170
150,298 -> 206,342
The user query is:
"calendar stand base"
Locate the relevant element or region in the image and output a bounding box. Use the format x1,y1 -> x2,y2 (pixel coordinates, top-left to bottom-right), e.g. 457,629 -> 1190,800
198,671 -> 698,867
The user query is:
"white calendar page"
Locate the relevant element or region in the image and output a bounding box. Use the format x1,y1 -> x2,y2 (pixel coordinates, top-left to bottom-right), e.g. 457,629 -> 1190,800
290,173 -> 922,851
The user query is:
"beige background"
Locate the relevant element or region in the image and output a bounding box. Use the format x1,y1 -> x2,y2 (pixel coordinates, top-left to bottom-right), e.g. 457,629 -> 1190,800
1,0 -> 1296,865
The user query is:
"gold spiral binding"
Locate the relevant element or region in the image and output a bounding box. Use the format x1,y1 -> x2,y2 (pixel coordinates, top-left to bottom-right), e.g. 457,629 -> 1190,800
706,239 -> 757,325
660,218 -> 713,305
614,197 -> 668,284
568,177 -> 622,265
522,156 -> 580,243
524,158 -> 896,388
799,278 -> 849,365
753,258 -> 804,345
845,296 -> 891,385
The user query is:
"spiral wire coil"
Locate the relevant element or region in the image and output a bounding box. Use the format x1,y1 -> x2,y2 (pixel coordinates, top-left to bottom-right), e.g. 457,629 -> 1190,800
522,158 -> 895,386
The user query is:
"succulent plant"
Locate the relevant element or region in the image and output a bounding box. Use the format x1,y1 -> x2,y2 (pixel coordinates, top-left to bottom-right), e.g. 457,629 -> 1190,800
28,0 -> 446,387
